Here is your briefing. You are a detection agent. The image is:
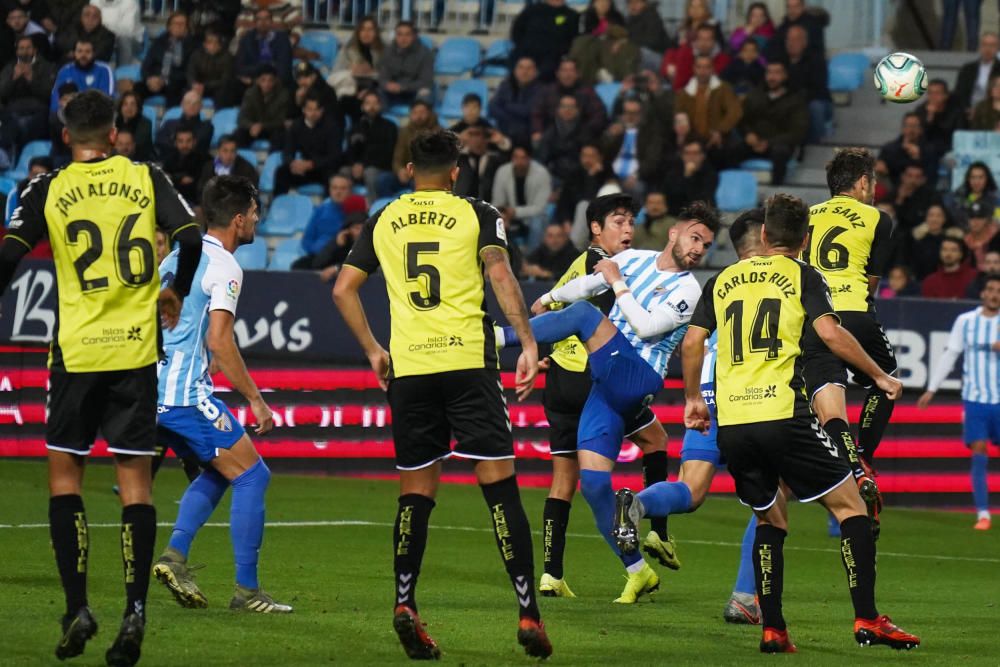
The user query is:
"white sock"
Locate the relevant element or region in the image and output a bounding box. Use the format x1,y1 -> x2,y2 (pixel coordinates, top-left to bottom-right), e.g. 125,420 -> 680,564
625,560 -> 645,575
978,510 -> 991,521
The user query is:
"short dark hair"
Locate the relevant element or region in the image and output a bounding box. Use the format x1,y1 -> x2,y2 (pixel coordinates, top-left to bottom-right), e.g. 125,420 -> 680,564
28,156 -> 53,171
202,175 -> 258,229
729,207 -> 765,254
695,24 -> 715,37
586,193 -> 636,232
826,147 -> 876,196
63,89 -> 115,145
409,128 -> 461,173
941,236 -> 965,251
984,273 -> 1000,288
74,37 -> 94,49
303,92 -> 325,108
461,93 -> 482,106
15,35 -> 33,49
511,143 -> 532,157
928,78 -> 949,91
256,63 -> 278,78
174,125 -> 196,138
218,133 -> 237,147
677,200 -> 721,234
763,193 -> 810,248
396,20 -> 416,32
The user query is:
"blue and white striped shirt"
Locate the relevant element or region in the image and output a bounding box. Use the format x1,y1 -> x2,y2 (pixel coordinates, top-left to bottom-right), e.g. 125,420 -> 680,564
701,331 -> 718,414
928,307 -> 1000,404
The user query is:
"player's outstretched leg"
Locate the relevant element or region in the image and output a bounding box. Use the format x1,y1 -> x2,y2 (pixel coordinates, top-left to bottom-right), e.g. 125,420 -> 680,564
857,389 -> 894,466
50,492 -> 98,660
753,522 -> 795,653
635,426 -> 681,570
540,458 -> 576,599
641,451 -> 671,550
971,444 -> 991,530
724,514 -> 760,625
392,492 -> 441,660
823,417 -> 882,539
500,301 -> 605,348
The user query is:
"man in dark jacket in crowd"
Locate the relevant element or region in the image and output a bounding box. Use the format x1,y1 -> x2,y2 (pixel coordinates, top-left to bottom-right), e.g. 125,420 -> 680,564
0,35 -> 53,145
536,94 -> 593,182
55,3 -> 115,62
187,28 -> 238,107
915,78 -> 965,156
198,134 -> 258,195
345,90 -> 398,198
378,21 -> 434,108
780,24 -> 831,143
661,138 -> 718,214
155,89 -> 213,157
489,56 -> 543,148
139,11 -> 196,106
510,0 -> 579,81
877,112 -> 940,187
626,0 -> 670,72
162,125 -> 209,203
454,125 -> 504,201
274,93 -> 342,195
235,6 -> 293,88
953,31 -> 1000,112
766,0 -> 827,60
530,57 -> 607,141
235,64 -> 289,148
291,61 -> 339,125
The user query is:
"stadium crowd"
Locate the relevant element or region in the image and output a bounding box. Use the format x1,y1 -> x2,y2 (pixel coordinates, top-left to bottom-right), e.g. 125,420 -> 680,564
0,0 -> 998,298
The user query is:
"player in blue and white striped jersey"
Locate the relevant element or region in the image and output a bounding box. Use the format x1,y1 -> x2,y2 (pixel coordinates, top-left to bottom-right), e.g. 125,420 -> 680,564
498,198 -> 719,602
918,274 -> 1000,531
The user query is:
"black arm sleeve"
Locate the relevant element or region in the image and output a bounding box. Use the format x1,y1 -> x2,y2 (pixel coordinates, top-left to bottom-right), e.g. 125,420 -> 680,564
689,275 -> 718,333
864,210 -> 894,278
472,198 -> 509,253
149,163 -> 202,297
342,211 -> 382,274
800,263 -> 840,325
171,224 -> 203,297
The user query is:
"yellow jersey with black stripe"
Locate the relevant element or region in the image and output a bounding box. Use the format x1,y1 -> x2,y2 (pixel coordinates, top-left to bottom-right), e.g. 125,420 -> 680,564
344,190 -> 508,378
690,254 -> 838,426
802,195 -> 892,313
548,246 -> 613,373
8,156 -> 197,372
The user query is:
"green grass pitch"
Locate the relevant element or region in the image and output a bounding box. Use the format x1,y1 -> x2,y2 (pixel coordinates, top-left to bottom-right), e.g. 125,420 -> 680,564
1,459 -> 997,666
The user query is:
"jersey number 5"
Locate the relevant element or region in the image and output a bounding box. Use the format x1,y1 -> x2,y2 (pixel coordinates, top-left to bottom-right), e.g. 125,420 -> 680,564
725,298 -> 783,364
66,213 -> 155,293
405,242 -> 441,310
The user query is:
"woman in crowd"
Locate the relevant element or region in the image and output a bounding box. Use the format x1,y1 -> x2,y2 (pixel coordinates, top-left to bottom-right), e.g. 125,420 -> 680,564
970,76 -> 1000,130
581,0 -> 625,37
329,15 -> 384,119
678,0 -> 724,47
911,203 -> 965,279
114,91 -> 154,161
949,161 -> 999,219
727,2 -> 773,54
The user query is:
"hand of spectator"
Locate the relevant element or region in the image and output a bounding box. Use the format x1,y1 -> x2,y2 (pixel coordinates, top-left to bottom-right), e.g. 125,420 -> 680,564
708,131 -> 723,148
239,76 -> 253,86
336,228 -> 353,245
623,174 -> 638,190
250,123 -> 263,137
13,62 -> 30,79
351,163 -> 364,180
902,141 -> 920,160
180,176 -> 194,185
531,132 -> 542,144
607,122 -> 625,137
385,81 -> 402,94
992,341 -> 1000,352
352,62 -> 375,77
684,160 -> 698,177
744,132 -> 760,150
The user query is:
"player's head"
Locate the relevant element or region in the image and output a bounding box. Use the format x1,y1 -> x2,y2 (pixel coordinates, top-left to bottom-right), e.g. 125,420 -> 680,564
62,89 -> 116,151
762,193 -> 810,253
586,193 -> 635,254
155,229 -> 170,264
408,128 -> 461,187
826,147 -> 876,202
982,273 -> 1000,311
729,207 -> 765,259
667,201 -> 719,269
202,175 -> 260,246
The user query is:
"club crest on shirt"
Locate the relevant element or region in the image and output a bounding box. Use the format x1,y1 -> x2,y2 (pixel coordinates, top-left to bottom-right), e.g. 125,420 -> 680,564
496,217 -> 507,242
213,413 -> 233,432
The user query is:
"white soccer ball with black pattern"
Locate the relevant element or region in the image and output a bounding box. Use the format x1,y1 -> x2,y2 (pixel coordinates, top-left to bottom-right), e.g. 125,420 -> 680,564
873,52 -> 928,103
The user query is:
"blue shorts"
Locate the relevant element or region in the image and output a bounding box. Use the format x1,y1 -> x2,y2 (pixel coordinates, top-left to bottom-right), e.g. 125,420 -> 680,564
577,331 -> 664,460
963,400 -> 1000,446
157,395 -> 246,463
681,384 -> 723,466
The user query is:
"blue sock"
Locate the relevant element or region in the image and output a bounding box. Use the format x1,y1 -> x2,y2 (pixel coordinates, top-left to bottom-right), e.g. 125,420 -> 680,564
579,469 -> 642,568
971,452 -> 989,513
230,459 -> 271,589
502,301 -> 604,348
168,468 -> 228,558
635,481 -> 693,517
827,512 -> 841,537
733,514 -> 757,596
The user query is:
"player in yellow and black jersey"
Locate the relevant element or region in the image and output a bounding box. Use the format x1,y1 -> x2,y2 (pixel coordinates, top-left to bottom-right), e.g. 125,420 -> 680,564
0,91 -> 203,666
682,194 -> 918,654
333,129 -> 552,660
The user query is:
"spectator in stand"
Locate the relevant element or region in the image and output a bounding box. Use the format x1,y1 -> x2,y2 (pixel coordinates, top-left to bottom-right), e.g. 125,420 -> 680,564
940,0 -> 983,52
292,61 -> 339,125
489,56 -> 543,148
0,36 -> 54,147
570,23 -> 639,85
491,144 -> 553,248
4,0 -> 56,35
378,21 -> 433,108
911,203 -> 965,279
345,89 -> 398,199
235,6 -> 293,89
970,75 -> 1000,129
672,110 -> 692,149
878,265 -> 921,298
522,222 -> 578,279
273,93 -> 343,195
966,250 -> 1000,297
877,112 -> 940,187
612,69 -> 673,128
49,81 -> 75,166
892,162 -> 937,232
510,0 -> 580,81
781,24 -> 831,143
661,138 -> 717,214
138,11 -> 195,107
155,89 -> 212,157
314,212 -> 367,282
112,127 -> 135,157
532,58 -> 607,141
560,143 -> 614,244
14,156 -> 51,196
536,94 -> 594,182
198,134 -> 258,194
915,78 -> 965,156
965,200 -> 1000,267
235,63 -> 289,148
661,24 -> 730,91
55,3 -> 114,62
601,95 -> 663,198
391,100 -> 440,189
722,38 -> 765,96
177,0 -> 241,42
187,28 -> 238,108
329,15 -> 382,116
49,38 -> 113,112
625,0 -> 669,73
454,126 -> 504,201
451,93 -> 494,134
767,0 -> 827,61
580,0 -> 623,36
1,6 -> 51,64
291,173 -> 367,269
953,31 -> 999,112
949,161 -> 998,219
162,125 -> 209,204
675,54 -> 742,166
114,90 -> 152,160
91,0 -> 142,65
922,237 -> 979,298
676,0 -> 724,47
733,60 -> 807,185
234,0 -> 302,45
632,190 -> 676,250
729,2 -> 774,53
2,155 -> 53,258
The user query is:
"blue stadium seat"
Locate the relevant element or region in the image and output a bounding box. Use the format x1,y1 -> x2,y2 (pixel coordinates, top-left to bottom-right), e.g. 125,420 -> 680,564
237,148 -> 257,165
716,170 -> 758,212
264,194 -> 314,235
144,95 -> 166,108
0,176 -> 16,196
595,82 -> 621,115
6,140 -> 51,181
268,237 -> 304,270
370,196 -> 395,213
115,63 -> 141,81
829,52 -> 869,92
258,152 -> 284,193
4,189 -> 18,226
211,107 -> 239,147
738,158 -> 798,177
233,237 -> 268,270
142,105 -> 158,126
251,139 -> 271,152
160,106 -> 197,126
435,37 -> 481,75
300,30 -> 338,70
296,183 -> 326,197
482,39 -> 512,77
420,35 -> 435,51
437,79 -> 489,119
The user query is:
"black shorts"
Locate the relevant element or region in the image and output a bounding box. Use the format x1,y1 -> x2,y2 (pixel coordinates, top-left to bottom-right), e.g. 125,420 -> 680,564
802,311 -> 896,398
46,364 -> 158,456
387,368 -> 513,470
543,361 -> 657,456
717,416 -> 853,511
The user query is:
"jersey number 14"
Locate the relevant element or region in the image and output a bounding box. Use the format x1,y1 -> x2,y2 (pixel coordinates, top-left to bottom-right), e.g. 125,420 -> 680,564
725,298 -> 783,364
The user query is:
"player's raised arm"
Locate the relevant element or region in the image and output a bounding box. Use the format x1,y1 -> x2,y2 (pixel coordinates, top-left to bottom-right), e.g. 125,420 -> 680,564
598,258 -> 702,339
483,245 -> 538,400
534,271 -> 609,314
150,164 -> 203,329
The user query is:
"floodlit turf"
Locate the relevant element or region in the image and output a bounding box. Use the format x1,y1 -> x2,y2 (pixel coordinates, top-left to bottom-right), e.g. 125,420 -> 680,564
1,460 -> 997,666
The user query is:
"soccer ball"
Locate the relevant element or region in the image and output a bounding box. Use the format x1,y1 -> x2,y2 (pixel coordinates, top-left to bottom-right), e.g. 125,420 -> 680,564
873,52 -> 928,103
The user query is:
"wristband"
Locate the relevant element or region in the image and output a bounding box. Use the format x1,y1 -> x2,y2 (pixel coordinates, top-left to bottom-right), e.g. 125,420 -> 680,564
539,292 -> 555,306
612,280 -> 629,296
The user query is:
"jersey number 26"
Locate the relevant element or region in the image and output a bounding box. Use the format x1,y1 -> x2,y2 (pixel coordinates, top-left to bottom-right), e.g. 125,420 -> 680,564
66,213 -> 155,292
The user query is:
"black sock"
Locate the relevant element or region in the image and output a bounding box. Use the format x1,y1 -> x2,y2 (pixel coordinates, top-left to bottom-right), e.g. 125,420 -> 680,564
858,389 -> 894,464
839,515 -> 879,620
542,497 -> 571,579
49,495 -> 89,616
642,450 -> 669,537
481,475 -> 541,622
121,504 -> 156,618
823,418 -> 865,479
180,456 -> 201,483
393,494 -> 434,613
754,524 -> 787,631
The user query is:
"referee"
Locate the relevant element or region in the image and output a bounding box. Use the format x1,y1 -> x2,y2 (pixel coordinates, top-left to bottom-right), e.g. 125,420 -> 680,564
333,129 -> 552,660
